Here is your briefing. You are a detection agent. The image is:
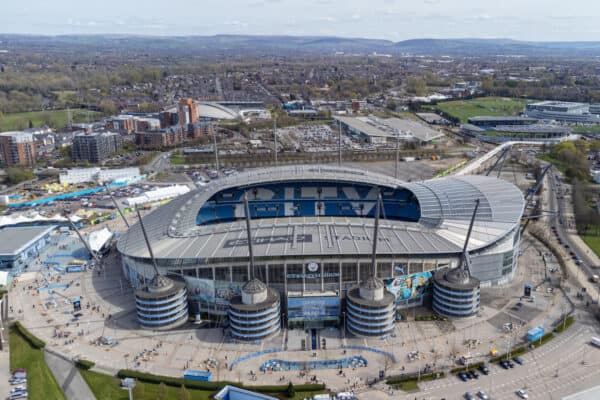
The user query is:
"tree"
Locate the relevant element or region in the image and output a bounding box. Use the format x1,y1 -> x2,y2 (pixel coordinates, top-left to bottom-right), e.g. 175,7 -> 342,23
406,77 -> 427,96
98,99 -> 117,116
286,382 -> 296,398
6,168 -> 34,184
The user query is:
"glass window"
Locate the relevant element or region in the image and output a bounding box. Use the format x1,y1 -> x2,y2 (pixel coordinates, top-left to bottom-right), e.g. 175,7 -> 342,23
359,263 -> 373,282
423,262 -> 436,273
215,266 -> 230,282
254,265 -> 267,282
287,263 -> 303,286
410,262 -> 423,274
268,264 -> 284,283
232,265 -> 248,282
377,262 -> 392,279
342,262 -> 357,283
393,262 -> 408,277
184,268 -> 197,277
198,268 -> 213,280
324,263 -> 339,283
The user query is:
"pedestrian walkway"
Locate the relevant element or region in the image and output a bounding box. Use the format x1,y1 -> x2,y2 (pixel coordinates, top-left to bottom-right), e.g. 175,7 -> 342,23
44,351 -> 95,400
0,346 -> 10,400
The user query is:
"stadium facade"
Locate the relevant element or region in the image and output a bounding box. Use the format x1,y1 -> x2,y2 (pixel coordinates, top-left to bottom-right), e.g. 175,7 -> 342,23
117,166 -> 524,330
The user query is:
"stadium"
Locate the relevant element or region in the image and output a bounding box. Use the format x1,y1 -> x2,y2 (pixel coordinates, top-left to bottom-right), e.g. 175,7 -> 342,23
117,166 -> 524,333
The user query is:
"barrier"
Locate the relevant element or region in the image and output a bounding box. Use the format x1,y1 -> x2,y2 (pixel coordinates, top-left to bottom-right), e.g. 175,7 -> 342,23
342,345 -> 397,363
229,348 -> 281,371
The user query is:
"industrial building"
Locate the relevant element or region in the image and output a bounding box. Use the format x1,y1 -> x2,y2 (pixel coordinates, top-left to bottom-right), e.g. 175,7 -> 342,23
117,166 -> 524,334
334,116 -> 444,145
59,167 -> 141,185
524,101 -> 600,123
461,115 -> 572,143
0,131 -> 36,167
0,225 -> 56,274
72,132 -> 122,163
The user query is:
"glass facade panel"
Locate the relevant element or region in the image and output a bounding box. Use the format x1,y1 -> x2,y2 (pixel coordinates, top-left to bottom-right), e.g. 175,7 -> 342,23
268,264 -> 284,283
342,262 -> 358,283
198,267 -> 213,280
232,265 -> 248,282
359,263 -> 373,282
377,262 -> 392,279
215,266 -> 231,282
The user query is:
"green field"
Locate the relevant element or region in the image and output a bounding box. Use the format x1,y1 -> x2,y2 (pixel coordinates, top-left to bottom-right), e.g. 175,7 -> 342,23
9,327 -> 67,400
0,109 -> 100,131
574,125 -> 600,134
429,97 -> 531,123
81,370 -> 212,400
81,369 -> 327,400
582,235 -> 600,258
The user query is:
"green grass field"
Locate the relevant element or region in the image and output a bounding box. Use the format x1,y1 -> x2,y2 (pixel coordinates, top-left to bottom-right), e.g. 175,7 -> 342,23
574,125 -> 600,134
429,97 -> 531,123
0,109 -> 100,131
582,235 -> 600,258
81,369 -> 326,400
80,370 -> 212,400
9,327 -> 67,400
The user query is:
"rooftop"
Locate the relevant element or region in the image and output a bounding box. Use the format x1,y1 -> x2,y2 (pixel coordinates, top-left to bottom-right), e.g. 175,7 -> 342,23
117,166 -> 524,262
0,225 -> 56,257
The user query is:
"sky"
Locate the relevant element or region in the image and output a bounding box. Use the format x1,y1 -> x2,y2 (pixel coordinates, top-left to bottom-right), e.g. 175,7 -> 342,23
3,0 -> 600,42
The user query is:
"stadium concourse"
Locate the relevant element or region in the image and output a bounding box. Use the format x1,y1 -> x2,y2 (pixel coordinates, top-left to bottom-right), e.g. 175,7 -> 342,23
117,165 -> 525,335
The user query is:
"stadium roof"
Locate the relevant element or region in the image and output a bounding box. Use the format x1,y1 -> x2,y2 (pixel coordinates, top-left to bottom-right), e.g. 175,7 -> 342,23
468,116 -> 538,123
117,166 -> 523,262
197,102 -> 240,120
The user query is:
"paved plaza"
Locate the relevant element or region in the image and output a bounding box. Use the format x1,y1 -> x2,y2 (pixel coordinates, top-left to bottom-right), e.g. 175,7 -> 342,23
6,218 -> 583,397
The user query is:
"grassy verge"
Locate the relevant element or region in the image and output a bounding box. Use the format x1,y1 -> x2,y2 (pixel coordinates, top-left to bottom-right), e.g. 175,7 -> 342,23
537,153 -> 569,175
554,316 -> 575,333
9,326 -> 66,400
84,369 -> 327,400
397,380 -> 419,391
170,155 -> 187,165
0,109 -> 100,131
582,235 -> 600,258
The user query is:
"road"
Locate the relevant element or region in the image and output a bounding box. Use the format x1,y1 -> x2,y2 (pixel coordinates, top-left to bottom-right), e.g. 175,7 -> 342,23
144,150 -> 172,175
545,167 -> 600,302
416,317 -> 600,400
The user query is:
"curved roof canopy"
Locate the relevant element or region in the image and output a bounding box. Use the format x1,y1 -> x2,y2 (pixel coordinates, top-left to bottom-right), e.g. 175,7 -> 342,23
117,166 -> 524,262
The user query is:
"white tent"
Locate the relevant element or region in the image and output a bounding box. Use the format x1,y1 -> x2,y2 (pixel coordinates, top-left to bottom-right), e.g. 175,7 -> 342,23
124,185 -> 190,207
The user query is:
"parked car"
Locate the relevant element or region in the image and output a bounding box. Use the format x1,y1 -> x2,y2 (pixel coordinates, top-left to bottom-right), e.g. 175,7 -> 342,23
513,356 -> 524,365
464,393 -> 475,400
478,365 -> 489,375
516,389 -> 529,399
477,390 -> 490,400
458,372 -> 469,382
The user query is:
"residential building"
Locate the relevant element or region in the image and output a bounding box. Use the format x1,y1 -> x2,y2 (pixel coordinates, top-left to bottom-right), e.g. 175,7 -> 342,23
0,131 -> 36,167
178,98 -> 200,126
135,129 -> 184,149
72,132 -> 122,163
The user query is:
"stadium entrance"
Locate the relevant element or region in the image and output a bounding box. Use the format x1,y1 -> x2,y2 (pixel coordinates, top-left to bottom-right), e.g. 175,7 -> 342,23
286,291 -> 341,329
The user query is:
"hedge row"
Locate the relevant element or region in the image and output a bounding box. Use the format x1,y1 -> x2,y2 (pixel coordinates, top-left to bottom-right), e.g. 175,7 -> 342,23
450,362 -> 484,374
386,371 -> 445,385
554,316 -> 574,333
13,321 -> 46,349
116,370 -> 325,393
75,359 -> 95,370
